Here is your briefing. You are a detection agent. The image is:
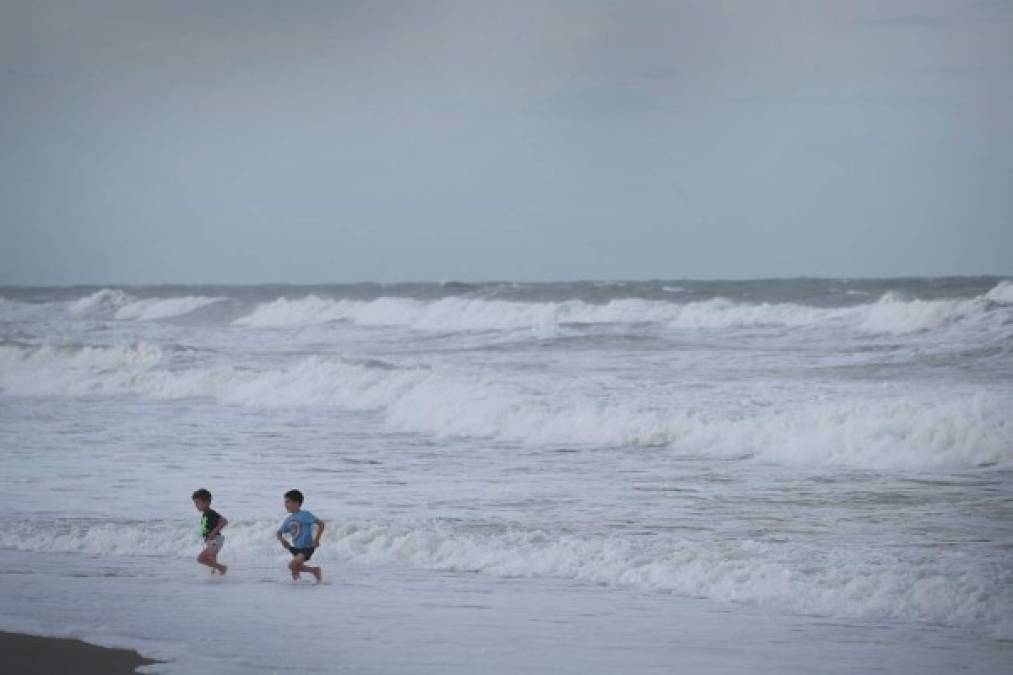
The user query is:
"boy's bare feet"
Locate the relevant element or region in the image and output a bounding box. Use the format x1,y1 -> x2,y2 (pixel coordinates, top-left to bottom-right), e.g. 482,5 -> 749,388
219,565 -> 228,575
311,568 -> 322,583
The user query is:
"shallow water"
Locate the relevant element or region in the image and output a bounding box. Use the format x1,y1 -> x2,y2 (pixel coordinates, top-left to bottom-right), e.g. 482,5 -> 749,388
2,551 -> 1011,675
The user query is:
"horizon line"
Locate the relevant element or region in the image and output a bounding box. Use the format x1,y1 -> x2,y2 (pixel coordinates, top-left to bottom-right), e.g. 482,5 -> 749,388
1,273 -> 1010,290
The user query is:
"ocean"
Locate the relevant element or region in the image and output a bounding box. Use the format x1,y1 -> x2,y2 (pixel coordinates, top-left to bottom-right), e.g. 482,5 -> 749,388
1,278 -> 1011,673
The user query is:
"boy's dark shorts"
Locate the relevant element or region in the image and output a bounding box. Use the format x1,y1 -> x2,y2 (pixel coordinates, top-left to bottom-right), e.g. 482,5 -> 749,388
288,546 -> 315,560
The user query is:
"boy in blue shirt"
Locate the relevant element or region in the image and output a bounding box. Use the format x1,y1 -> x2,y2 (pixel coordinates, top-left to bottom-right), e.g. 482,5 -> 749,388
276,489 -> 325,583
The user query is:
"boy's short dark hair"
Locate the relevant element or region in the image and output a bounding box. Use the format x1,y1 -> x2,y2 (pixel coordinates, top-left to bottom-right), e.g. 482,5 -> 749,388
192,488 -> 212,501
284,489 -> 304,505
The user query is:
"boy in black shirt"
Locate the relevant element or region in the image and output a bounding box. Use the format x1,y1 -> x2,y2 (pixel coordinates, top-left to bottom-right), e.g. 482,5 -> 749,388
192,488 -> 228,575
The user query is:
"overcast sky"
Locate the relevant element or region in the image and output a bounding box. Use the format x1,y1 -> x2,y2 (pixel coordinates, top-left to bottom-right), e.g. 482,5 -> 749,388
2,0 -> 1011,284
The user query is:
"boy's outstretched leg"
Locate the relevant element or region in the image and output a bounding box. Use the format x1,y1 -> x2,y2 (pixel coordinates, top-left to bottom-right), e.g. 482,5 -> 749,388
198,547 -> 227,575
288,554 -> 321,583
289,554 -> 305,581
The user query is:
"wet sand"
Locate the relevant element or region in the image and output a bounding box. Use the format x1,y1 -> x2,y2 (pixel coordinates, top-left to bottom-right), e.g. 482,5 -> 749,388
0,631 -> 158,674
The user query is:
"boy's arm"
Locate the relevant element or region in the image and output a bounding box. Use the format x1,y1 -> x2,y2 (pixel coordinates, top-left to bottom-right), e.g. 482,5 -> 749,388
313,520 -> 325,547
276,531 -> 290,549
207,516 -> 227,539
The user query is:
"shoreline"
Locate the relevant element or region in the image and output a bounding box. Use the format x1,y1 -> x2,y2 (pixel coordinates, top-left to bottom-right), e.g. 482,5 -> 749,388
3,549 -> 1012,674
0,631 -> 160,674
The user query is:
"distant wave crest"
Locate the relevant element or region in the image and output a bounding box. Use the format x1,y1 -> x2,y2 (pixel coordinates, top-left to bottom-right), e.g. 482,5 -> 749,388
69,288 -> 223,320
230,282 -> 1013,337
69,288 -> 132,314
985,280 -> 1013,304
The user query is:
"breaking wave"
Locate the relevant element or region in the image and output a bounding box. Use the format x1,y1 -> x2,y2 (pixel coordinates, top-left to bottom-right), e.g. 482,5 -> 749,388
113,296 -> 224,321
230,282 -> 1013,337
0,343 -> 421,408
1,517 -> 1008,639
68,288 -> 223,320
232,294 -> 854,330
985,280 -> 1013,304
69,288 -> 132,314
233,295 -> 689,330
48,281 -> 1013,336
858,292 -> 1000,335
2,343 -> 1009,470
0,343 -> 165,396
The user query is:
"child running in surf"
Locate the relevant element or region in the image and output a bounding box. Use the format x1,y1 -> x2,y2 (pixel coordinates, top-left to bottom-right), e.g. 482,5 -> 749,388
276,489 -> 325,583
192,488 -> 228,575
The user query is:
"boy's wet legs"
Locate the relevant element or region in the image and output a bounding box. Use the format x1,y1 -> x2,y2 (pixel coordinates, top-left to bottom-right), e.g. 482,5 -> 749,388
197,547 -> 228,575
289,554 -> 322,583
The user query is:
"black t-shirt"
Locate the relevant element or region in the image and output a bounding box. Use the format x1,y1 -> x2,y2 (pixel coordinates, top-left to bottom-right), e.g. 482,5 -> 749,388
200,509 -> 222,540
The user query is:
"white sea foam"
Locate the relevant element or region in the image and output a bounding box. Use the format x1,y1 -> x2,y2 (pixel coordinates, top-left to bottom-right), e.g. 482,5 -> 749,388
113,295 -> 224,320
234,295 -> 848,331
666,298 -> 853,329
2,344 -> 1008,469
234,296 -> 682,330
985,280 -> 1013,304
68,289 -> 224,320
231,284 -> 1013,336
0,298 -> 52,321
384,377 -> 1013,469
69,288 -> 132,314
858,293 -> 990,335
324,520 -> 1013,638
231,294 -> 349,327
1,517 -> 1007,638
0,343 -> 165,396
827,283 -> 1012,336
0,343 -> 422,409
50,281 -> 1013,336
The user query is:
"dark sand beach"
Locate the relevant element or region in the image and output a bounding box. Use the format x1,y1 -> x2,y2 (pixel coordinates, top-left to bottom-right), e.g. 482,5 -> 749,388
0,631 -> 158,674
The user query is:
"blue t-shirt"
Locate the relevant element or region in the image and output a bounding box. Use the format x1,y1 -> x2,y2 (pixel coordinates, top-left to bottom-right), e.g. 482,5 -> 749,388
278,510 -> 318,548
